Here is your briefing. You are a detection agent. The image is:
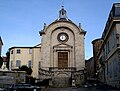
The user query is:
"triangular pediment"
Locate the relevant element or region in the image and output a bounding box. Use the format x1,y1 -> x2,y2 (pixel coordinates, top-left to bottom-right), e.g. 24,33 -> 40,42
53,43 -> 72,48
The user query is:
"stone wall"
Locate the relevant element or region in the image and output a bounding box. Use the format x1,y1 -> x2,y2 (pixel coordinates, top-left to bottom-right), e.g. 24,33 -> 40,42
0,71 -> 25,88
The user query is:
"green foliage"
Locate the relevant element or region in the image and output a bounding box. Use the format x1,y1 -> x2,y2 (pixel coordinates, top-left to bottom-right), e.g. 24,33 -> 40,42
0,56 -> 3,68
19,65 -> 33,75
6,51 -> 10,69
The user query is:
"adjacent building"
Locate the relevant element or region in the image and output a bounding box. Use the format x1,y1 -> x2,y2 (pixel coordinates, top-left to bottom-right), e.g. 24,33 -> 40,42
96,3 -> 120,88
9,44 -> 41,78
1,56 -> 7,70
92,39 -> 103,78
85,57 -> 94,80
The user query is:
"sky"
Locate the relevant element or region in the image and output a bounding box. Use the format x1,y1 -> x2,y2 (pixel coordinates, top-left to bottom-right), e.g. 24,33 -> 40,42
0,0 -> 120,60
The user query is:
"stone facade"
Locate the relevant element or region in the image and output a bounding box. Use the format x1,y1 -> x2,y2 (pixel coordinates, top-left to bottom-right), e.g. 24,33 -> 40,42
40,22 -> 85,70
39,6 -> 86,87
85,57 -> 94,79
92,39 -> 103,77
0,71 -> 25,88
97,3 -> 120,88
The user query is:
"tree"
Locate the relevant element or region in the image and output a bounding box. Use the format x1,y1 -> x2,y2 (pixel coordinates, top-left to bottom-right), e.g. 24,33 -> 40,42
19,65 -> 33,75
19,65 -> 33,84
0,56 -> 3,68
6,50 -> 10,69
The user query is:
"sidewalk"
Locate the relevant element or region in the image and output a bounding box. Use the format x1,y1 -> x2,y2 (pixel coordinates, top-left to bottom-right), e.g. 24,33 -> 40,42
41,87 -> 85,91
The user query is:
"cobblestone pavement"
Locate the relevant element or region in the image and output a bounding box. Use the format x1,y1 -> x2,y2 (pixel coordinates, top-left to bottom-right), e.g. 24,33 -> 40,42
41,87 -> 120,91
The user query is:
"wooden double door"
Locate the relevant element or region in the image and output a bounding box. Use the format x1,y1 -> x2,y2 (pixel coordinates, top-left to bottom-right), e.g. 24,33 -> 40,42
58,52 -> 68,68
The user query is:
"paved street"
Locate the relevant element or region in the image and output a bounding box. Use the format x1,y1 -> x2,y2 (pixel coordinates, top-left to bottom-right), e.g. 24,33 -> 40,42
41,87 -> 120,91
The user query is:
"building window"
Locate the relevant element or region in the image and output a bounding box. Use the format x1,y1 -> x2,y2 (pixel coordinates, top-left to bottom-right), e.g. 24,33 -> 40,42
112,30 -> 115,48
16,60 -> 21,67
11,61 -> 13,69
28,60 -> 32,68
11,50 -> 13,54
29,48 -> 32,54
113,60 -> 117,78
106,41 -> 110,54
17,49 -> 21,54
108,63 -> 112,78
39,61 -> 41,68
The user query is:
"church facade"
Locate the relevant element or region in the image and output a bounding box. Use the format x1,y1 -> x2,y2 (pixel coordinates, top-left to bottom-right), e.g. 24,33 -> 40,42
9,6 -> 86,87
39,6 -> 86,87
